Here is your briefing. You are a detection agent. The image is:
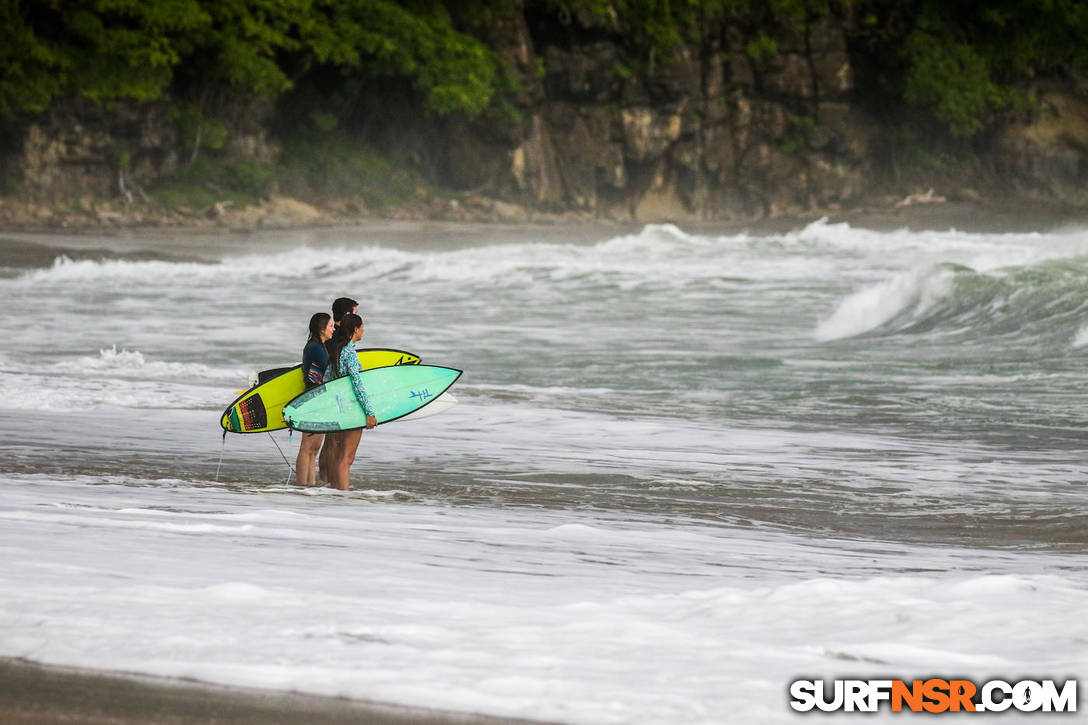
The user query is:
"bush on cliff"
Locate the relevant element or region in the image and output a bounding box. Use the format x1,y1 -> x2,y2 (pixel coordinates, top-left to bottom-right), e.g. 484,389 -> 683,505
0,0 -> 503,120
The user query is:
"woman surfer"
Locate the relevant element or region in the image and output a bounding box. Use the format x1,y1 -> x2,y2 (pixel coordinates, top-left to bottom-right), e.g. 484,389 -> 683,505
324,313 -> 377,490
293,312 -> 334,486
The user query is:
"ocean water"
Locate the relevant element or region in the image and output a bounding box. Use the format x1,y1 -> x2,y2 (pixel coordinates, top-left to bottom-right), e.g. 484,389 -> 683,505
0,220 -> 1085,722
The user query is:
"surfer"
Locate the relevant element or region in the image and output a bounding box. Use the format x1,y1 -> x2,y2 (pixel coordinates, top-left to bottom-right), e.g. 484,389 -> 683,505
317,297 -> 358,483
324,313 -> 377,490
294,312 -> 334,486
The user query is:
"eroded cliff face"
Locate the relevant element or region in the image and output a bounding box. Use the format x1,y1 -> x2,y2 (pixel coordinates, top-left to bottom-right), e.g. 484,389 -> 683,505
15,100 -> 180,201
6,96 -> 277,204
4,6 -> 1087,222
995,89 -> 1088,208
480,8 -> 875,220
316,5 -> 1088,220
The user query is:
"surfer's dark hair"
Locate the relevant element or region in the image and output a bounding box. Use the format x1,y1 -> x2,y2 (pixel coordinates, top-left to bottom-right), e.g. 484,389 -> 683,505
331,297 -> 358,323
307,313 -> 331,343
328,313 -> 362,376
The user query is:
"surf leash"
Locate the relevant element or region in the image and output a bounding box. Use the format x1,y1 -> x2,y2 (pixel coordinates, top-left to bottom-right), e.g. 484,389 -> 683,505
215,429 -> 226,482
267,432 -> 295,485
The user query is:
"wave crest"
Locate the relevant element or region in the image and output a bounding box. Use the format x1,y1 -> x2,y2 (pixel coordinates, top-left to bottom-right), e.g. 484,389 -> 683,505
52,346 -> 247,382
816,259 -> 1088,343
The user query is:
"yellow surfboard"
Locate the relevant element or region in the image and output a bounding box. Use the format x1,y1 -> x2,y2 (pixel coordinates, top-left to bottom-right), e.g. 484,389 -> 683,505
221,349 -> 420,434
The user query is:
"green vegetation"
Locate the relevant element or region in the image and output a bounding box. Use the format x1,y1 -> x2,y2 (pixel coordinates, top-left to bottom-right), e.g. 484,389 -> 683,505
2,0 -> 1087,207
543,0 -> 1088,136
1,0 -> 510,207
3,0 -> 1084,136
893,0 -> 1088,136
744,32 -> 779,64
778,114 -> 818,155
877,124 -> 979,189
0,0 -> 504,120
277,126 -> 440,210
150,156 -> 275,209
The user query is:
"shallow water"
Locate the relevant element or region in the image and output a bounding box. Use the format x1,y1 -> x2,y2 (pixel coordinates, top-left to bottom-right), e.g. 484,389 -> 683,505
0,221 -> 1085,722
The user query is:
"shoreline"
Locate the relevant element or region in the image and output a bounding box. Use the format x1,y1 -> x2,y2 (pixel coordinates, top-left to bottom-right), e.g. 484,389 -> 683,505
0,657 -> 553,725
3,192 -> 1088,239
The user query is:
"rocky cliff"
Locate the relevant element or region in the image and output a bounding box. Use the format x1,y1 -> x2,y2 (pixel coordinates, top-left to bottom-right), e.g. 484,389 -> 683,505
4,5 -> 1087,225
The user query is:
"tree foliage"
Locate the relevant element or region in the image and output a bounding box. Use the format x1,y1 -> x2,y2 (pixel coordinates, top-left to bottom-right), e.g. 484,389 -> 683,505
0,0 -> 502,119
1,0 -> 1086,136
892,0 -> 1088,135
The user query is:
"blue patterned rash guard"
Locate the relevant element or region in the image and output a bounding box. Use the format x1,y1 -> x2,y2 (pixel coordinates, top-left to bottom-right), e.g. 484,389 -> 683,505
301,340 -> 329,390
324,341 -> 374,418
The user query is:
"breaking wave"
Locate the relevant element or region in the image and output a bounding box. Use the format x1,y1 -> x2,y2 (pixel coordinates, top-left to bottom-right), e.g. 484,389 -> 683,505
816,259 -> 1088,344
50,346 -> 247,383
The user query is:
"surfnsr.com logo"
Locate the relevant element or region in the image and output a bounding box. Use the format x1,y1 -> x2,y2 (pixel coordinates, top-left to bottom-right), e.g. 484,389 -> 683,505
789,679 -> 1077,713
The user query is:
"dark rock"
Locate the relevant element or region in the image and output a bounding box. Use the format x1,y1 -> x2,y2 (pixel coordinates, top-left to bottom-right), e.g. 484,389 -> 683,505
994,91 -> 1088,205
542,42 -> 622,102
761,53 -> 817,99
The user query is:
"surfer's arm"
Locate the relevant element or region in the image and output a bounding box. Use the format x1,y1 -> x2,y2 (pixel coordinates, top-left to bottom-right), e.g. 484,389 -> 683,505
302,355 -> 323,388
342,349 -> 375,418
301,342 -> 328,389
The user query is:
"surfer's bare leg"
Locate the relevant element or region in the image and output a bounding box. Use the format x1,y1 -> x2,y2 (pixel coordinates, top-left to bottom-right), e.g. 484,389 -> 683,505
294,433 -> 323,486
332,429 -> 362,491
317,439 -> 328,482
318,434 -> 339,484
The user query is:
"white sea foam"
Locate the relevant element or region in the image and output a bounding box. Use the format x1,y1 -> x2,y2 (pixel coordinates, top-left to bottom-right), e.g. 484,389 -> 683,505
50,345 -> 247,382
0,345 -> 247,412
0,370 -> 228,411
9,224 -> 1084,333
0,222 -> 855,292
0,473 -> 1084,724
13,245 -> 419,287
786,217 -> 1088,259
10,221 -> 1088,293
814,266 -> 957,340
4,222 -> 1088,723
1073,324 -> 1088,348
814,238 -> 1088,341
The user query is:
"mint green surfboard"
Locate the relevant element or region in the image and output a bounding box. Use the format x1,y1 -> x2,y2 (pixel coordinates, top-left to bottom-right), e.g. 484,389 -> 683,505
283,365 -> 462,432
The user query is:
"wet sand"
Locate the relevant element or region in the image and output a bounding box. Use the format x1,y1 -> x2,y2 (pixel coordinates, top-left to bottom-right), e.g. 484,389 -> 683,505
0,658 -> 551,725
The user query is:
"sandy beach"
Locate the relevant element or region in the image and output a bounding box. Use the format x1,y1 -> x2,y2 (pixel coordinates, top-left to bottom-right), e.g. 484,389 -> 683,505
0,658 -> 552,725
